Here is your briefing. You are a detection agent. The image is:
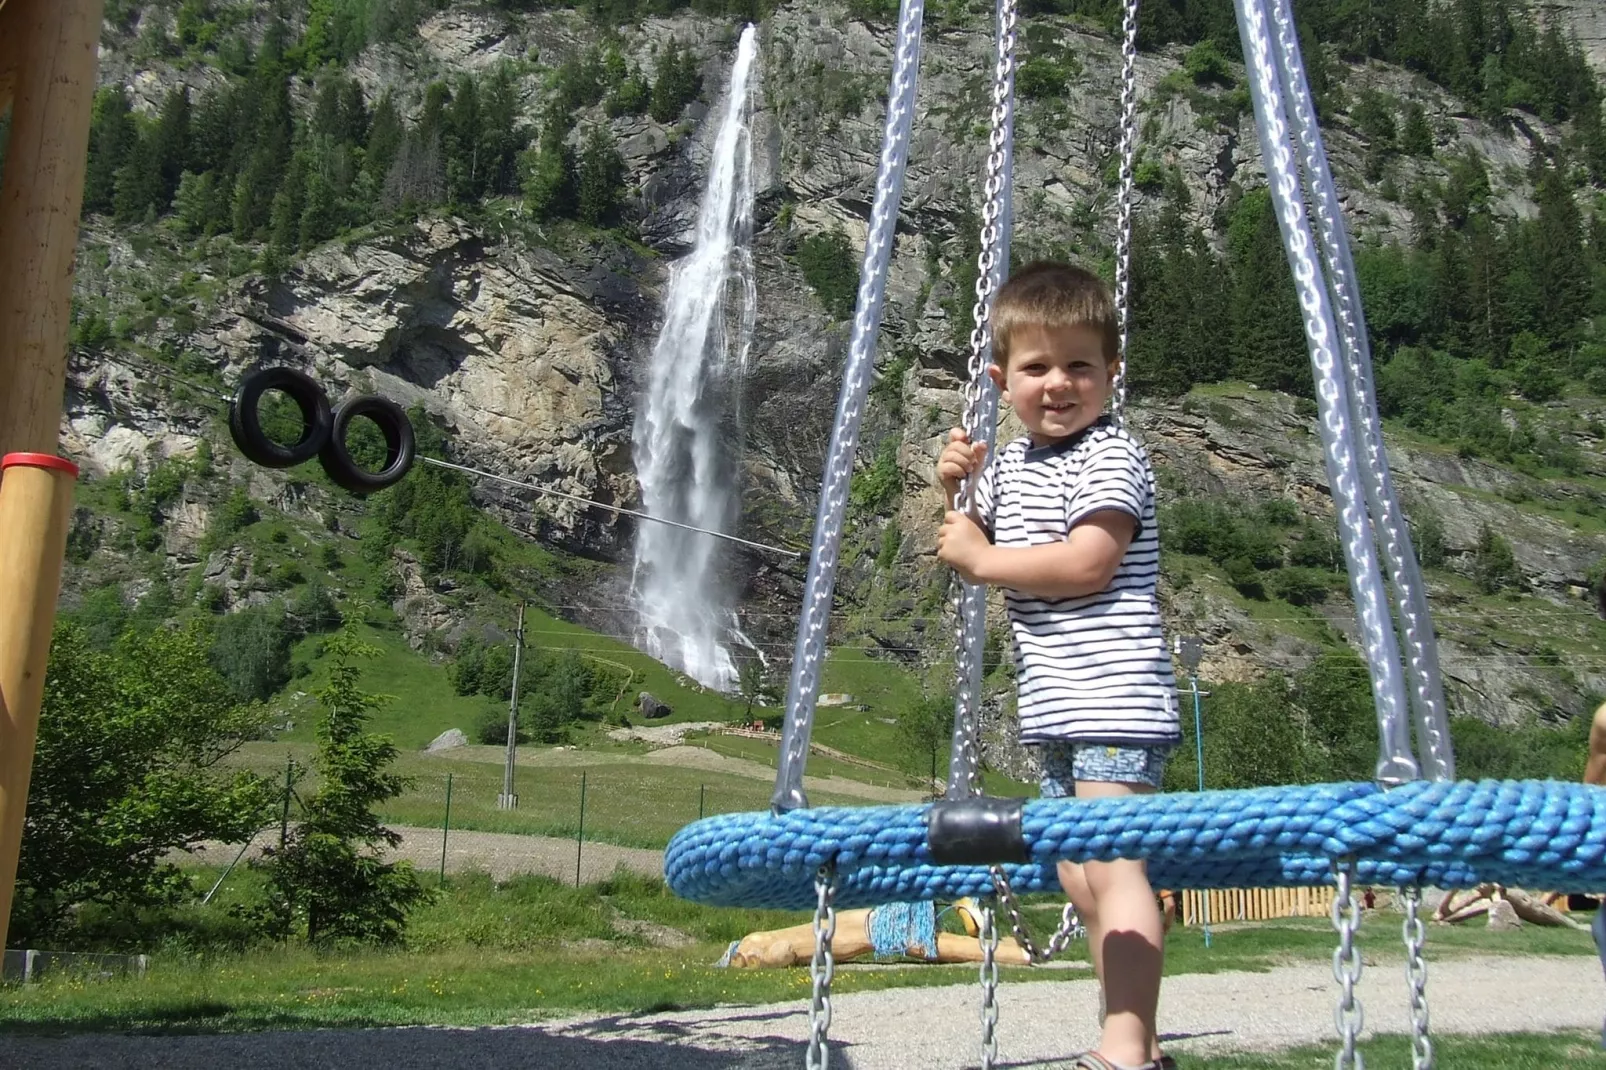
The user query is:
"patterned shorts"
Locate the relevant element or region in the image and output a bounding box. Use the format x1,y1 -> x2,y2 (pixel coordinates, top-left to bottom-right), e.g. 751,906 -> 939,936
1037,741 -> 1172,798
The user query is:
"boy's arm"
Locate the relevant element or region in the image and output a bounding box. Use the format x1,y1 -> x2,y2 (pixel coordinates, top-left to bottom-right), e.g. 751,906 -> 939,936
967,510 -> 1135,599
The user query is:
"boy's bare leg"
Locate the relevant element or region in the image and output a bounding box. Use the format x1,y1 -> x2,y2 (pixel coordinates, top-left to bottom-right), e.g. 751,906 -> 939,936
1587,700 -> 1606,786
1057,859 -> 1102,980
1077,780 -> 1164,1066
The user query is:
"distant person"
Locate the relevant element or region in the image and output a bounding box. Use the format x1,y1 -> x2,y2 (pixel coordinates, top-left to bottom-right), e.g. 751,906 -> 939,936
936,261 -> 1180,1070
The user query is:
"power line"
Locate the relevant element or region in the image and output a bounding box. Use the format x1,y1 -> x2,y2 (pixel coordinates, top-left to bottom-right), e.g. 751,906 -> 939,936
85,350 -> 802,559
418,457 -> 801,559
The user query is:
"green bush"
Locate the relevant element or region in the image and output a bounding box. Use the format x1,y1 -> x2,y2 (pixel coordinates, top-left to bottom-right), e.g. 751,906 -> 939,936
1016,57 -> 1071,100
1267,566 -> 1333,606
1472,524 -> 1522,593
1182,40 -> 1234,86
794,230 -> 860,321
210,604 -> 295,702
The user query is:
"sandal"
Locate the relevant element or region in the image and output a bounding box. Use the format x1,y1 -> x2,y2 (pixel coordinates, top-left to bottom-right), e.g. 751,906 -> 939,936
1071,1054 -> 1177,1070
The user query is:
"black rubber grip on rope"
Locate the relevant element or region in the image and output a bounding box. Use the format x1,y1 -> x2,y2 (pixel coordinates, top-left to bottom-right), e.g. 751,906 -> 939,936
925,797 -> 1030,866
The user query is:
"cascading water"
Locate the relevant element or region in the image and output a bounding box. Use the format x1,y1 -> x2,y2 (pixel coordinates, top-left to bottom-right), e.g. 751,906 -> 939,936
630,25 -> 759,692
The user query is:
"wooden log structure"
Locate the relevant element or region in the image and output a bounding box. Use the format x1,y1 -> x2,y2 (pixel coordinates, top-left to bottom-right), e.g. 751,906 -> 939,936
0,0 -> 103,950
1180,886 -> 1339,927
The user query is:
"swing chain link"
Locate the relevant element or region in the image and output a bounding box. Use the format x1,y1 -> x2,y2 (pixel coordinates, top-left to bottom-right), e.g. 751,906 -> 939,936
959,0 -> 1019,451
1401,884 -> 1433,1070
1109,0 -> 1141,423
1330,857 -> 1365,1070
980,903 -> 1001,1070
948,0 -> 1019,873
805,862 -> 839,1070
989,866 -> 1084,963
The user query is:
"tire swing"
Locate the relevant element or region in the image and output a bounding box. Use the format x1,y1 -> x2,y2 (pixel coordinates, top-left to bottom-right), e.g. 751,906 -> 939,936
228,366 -> 416,495
666,0 -> 1606,1066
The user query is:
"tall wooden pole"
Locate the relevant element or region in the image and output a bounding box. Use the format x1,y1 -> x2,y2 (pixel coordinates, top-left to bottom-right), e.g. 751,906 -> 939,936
0,0 -> 103,950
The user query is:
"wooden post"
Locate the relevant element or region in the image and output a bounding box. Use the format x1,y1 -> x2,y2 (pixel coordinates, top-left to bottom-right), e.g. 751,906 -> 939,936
0,0 -> 102,455
0,0 -> 104,951
0,454 -> 79,947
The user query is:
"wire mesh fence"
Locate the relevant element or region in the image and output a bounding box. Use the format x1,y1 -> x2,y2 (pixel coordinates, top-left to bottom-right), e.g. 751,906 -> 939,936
386,764 -> 883,886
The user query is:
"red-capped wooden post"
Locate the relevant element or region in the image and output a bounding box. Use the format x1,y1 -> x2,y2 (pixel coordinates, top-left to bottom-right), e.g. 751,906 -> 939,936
0,0 -> 103,949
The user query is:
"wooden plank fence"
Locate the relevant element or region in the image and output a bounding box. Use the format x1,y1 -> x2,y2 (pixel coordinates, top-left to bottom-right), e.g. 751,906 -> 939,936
1179,886 -> 1336,926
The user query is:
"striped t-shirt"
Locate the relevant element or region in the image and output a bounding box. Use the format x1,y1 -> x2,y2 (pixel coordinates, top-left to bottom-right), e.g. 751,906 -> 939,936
973,417 -> 1180,746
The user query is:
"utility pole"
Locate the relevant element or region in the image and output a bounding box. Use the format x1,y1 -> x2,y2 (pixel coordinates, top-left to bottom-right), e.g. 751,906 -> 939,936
1175,634 -> 1212,947
497,603 -> 524,810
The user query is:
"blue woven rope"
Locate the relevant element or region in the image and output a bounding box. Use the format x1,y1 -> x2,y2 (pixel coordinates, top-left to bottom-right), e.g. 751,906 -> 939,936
867,900 -> 938,960
664,779 -> 1606,910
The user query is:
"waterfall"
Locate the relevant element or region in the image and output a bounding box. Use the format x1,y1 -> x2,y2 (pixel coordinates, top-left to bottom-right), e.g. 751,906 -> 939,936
630,24 -> 759,692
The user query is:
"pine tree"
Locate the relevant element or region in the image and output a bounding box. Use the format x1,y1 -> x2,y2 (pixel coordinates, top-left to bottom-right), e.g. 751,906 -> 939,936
338,78 -> 369,147
268,151 -> 311,257
576,124 -> 625,226
478,65 -> 528,196
1227,189 -> 1311,396
230,20 -> 296,237
521,114 -> 575,221
359,92 -> 403,205
444,75 -> 482,203
255,623 -> 430,945
151,86 -> 193,208
174,170 -> 227,236
649,39 -> 701,123
83,88 -> 138,216
1531,162 -> 1590,343
300,161 -> 340,249
112,130 -> 163,222
1399,101 -> 1434,156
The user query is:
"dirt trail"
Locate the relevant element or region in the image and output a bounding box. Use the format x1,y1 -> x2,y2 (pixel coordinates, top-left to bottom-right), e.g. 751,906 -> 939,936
187,825 -> 664,885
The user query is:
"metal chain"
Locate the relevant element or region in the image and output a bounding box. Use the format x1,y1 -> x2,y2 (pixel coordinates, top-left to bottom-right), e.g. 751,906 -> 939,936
1401,885 -> 1433,1070
1263,0 -> 1454,782
772,0 -> 926,812
989,866 -> 1083,963
1330,858 -> 1365,1070
958,0 -> 1020,462
980,903 -> 1001,1070
947,0 -> 1019,815
806,863 -> 839,1070
1108,0 -> 1141,423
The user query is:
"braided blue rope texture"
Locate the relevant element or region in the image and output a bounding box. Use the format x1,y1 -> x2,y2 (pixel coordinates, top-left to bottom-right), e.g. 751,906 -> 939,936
664,779 -> 1606,910
868,900 -> 939,959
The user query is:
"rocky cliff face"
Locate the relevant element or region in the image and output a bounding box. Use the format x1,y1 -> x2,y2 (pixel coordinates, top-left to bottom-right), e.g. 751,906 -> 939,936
64,1 -> 1606,734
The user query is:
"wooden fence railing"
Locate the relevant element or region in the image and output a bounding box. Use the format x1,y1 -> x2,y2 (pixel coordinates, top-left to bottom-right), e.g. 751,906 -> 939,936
1179,886 -> 1337,926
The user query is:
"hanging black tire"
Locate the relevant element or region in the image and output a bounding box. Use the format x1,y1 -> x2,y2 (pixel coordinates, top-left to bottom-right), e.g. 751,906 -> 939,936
317,395 -> 416,495
228,366 -> 333,469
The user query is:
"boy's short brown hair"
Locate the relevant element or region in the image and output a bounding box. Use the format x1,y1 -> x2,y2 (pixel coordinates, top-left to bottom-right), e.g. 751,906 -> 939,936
990,261 -> 1120,370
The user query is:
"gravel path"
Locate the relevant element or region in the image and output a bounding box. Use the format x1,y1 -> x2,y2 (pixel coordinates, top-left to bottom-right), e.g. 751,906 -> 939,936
188,826 -> 665,885
429,740 -> 919,803
9,954 -> 1603,1068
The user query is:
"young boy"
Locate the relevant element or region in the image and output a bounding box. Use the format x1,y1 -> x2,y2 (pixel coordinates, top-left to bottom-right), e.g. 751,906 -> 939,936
935,261 -> 1181,1070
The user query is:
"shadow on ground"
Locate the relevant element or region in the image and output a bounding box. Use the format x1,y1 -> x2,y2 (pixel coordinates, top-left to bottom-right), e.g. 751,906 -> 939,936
0,1009 -> 1192,1070
1,1017 -> 805,1070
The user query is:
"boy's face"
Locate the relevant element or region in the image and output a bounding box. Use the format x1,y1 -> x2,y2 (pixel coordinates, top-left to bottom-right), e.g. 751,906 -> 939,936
988,323 -> 1117,445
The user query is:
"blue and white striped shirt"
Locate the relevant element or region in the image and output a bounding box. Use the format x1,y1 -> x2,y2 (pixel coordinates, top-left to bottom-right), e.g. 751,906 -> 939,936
974,418 -> 1180,746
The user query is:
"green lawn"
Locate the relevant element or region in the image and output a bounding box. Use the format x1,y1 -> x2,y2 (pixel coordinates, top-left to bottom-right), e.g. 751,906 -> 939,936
683,729 -> 919,789
227,742 -> 882,849
275,612 -> 759,753
1185,1032 -> 1606,1068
